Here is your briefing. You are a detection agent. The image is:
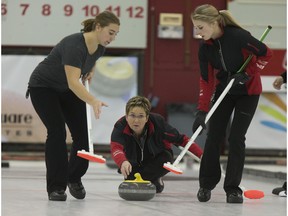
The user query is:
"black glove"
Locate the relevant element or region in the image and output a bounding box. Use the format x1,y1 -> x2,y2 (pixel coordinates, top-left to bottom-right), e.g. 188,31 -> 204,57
229,72 -> 250,86
192,111 -> 207,134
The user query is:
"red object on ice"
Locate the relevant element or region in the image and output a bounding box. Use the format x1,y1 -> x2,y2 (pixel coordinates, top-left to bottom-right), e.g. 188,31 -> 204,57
77,151 -> 106,163
163,162 -> 183,174
244,190 -> 265,199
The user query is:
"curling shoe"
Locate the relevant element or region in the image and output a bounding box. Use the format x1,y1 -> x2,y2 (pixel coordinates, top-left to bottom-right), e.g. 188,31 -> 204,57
152,177 -> 164,193
226,192 -> 243,203
48,190 -> 67,201
197,188 -> 211,202
68,181 -> 86,199
272,182 -> 287,197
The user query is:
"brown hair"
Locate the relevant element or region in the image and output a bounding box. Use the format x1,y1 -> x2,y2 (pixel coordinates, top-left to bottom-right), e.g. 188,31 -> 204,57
81,10 -> 120,33
191,4 -> 242,29
126,96 -> 151,116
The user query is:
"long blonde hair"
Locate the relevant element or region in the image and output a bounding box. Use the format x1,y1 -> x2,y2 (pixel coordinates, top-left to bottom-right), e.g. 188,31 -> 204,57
191,4 -> 242,29
81,10 -> 120,33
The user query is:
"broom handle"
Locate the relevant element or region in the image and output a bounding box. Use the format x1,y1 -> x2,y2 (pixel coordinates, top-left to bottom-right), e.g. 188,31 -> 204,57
172,26 -> 272,166
237,25 -> 272,73
85,80 -> 93,153
173,79 -> 234,166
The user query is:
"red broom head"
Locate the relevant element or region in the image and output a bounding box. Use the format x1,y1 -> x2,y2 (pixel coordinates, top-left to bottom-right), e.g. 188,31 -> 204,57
77,151 -> 106,163
244,190 -> 264,199
163,162 -> 183,174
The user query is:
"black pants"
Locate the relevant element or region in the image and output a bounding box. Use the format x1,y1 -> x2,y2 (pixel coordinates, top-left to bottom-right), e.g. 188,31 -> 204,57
126,150 -> 173,182
199,94 -> 259,194
29,87 -> 89,193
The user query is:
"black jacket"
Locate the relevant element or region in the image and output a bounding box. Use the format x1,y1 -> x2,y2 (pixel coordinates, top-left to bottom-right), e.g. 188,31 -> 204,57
110,113 -> 202,168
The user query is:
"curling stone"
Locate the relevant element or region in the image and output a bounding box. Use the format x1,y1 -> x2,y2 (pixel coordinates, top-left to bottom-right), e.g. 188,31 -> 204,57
92,57 -> 135,97
118,173 -> 156,201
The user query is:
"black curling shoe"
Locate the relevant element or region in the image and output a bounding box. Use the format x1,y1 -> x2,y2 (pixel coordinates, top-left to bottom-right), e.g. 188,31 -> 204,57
48,190 -> 67,201
226,192 -> 243,203
197,188 -> 211,202
68,182 -> 86,199
272,182 -> 287,197
152,177 -> 164,193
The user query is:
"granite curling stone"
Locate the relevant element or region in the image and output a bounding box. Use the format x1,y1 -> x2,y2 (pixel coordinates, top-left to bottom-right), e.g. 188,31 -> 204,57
118,173 -> 156,201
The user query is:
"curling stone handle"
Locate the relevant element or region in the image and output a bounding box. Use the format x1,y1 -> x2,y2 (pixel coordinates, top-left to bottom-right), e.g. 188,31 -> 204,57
134,173 -> 144,182
124,173 -> 151,183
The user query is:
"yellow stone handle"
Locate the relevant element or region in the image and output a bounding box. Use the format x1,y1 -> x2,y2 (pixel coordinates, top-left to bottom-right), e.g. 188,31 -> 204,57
124,173 -> 151,183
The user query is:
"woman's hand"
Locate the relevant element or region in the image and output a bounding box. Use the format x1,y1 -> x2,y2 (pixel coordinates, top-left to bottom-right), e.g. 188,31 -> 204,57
120,161 -> 132,179
273,76 -> 284,90
91,99 -> 108,119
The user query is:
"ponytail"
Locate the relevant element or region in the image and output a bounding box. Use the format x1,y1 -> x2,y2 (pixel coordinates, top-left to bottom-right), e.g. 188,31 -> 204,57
192,4 -> 242,29
80,10 -> 120,33
81,19 -> 95,33
219,10 -> 242,28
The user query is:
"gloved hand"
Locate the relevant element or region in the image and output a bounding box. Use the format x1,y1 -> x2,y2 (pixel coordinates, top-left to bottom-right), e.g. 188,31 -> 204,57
229,72 -> 250,86
192,111 -> 207,134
